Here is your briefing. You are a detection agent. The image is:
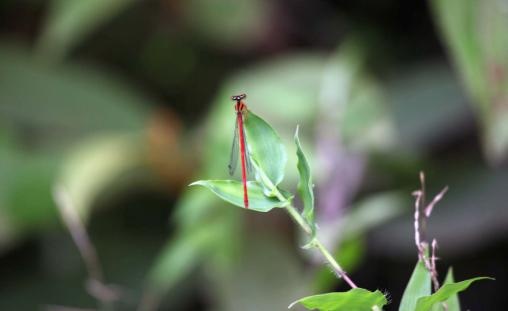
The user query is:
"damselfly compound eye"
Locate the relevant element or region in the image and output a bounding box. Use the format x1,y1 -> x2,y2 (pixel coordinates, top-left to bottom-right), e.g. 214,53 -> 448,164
231,94 -> 247,101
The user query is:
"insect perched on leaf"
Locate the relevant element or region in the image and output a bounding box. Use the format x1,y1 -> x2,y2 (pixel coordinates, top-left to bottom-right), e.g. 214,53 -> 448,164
228,93 -> 252,208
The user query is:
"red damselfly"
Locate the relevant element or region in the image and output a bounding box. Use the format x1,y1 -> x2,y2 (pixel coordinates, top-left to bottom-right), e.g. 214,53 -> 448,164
228,94 -> 252,208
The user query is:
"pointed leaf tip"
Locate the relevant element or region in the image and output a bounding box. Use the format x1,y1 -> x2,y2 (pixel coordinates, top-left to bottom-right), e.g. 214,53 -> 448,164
399,258 -> 431,311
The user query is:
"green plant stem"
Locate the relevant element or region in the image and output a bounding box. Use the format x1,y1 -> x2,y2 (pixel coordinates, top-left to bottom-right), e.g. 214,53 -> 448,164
313,239 -> 358,289
286,205 -> 312,234
256,165 -> 357,289
285,201 -> 357,289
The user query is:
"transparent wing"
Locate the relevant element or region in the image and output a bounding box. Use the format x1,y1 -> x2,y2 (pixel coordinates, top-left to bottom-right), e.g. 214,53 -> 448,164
228,119 -> 239,176
243,124 -> 253,176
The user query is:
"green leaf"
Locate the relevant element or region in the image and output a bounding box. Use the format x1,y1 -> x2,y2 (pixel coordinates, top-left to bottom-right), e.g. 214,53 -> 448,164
443,268 -> 460,311
0,141 -> 58,249
430,0 -> 508,163
319,39 -> 395,153
399,258 -> 431,311
289,288 -> 387,311
430,0 -> 484,107
190,180 -> 288,212
416,277 -> 492,311
294,126 -> 316,236
431,268 -> 460,311
243,110 -> 287,187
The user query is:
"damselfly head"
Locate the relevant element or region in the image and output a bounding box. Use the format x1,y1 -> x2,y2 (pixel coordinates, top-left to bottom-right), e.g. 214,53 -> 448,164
231,94 -> 247,102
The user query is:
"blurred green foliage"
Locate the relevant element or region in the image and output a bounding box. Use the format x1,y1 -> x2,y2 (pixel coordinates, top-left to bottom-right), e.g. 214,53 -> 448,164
0,44 -> 150,252
37,0 -> 136,61
431,0 -> 508,163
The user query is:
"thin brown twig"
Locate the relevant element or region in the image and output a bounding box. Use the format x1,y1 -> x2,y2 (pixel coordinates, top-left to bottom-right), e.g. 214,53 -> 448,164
424,186 -> 449,218
412,172 -> 448,294
53,185 -> 121,310
53,185 -> 103,282
429,239 -> 440,293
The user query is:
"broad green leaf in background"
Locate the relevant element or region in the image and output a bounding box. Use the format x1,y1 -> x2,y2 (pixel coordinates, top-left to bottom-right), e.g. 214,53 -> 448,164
342,77 -> 395,152
431,0 -> 508,163
0,141 -> 58,251
399,258 -> 431,311
388,63 -> 469,153
415,277 -> 492,311
289,288 -> 387,311
477,0 -> 508,162
319,39 -> 395,153
190,180 -> 288,212
37,0 -> 137,61
319,39 -> 365,115
430,0 -> 485,108
294,126 -> 316,236
243,110 -> 287,189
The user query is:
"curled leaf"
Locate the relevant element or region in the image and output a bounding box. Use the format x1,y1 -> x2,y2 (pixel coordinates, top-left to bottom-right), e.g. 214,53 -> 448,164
294,126 -> 316,236
243,110 -> 287,187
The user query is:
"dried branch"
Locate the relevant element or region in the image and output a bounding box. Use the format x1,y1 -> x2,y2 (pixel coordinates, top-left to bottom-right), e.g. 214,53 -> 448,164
412,172 -> 448,294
